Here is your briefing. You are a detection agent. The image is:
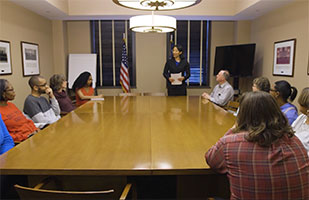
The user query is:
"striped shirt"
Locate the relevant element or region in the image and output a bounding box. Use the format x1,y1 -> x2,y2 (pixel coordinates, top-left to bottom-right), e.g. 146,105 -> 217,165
205,129 -> 309,200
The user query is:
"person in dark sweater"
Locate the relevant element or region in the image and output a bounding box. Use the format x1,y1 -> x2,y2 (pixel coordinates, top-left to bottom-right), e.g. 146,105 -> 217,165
50,74 -> 75,115
163,44 -> 190,96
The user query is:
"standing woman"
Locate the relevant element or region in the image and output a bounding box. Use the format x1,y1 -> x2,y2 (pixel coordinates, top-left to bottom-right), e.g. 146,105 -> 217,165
270,80 -> 298,124
163,45 -> 190,96
50,74 -> 75,114
72,71 -> 103,107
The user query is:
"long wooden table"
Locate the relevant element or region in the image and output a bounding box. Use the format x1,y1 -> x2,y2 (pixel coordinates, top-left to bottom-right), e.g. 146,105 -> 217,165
0,96 -> 235,176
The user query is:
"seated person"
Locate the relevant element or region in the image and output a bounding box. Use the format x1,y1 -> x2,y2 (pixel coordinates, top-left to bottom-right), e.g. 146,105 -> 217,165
0,79 -> 38,142
252,76 -> 270,92
233,76 -> 271,116
202,70 -> 234,106
0,113 -> 14,155
72,71 -> 103,107
292,87 -> 309,156
50,74 -> 75,114
270,80 -> 298,124
206,92 -> 309,200
23,76 -> 61,126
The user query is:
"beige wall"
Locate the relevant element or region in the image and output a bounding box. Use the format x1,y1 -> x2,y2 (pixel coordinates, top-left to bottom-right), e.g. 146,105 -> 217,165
52,20 -> 67,76
188,21 -> 235,96
136,33 -> 167,94
1,0 -> 306,111
64,21 -> 236,96
251,1 -> 309,105
67,21 -> 91,54
59,1 -> 309,101
0,1 -> 54,109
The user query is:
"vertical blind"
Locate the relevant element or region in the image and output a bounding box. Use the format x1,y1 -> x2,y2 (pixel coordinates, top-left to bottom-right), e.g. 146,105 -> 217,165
90,20 -> 135,87
168,20 -> 211,86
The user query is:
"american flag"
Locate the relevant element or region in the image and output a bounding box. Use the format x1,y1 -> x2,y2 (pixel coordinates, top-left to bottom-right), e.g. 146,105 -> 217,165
120,39 -> 130,93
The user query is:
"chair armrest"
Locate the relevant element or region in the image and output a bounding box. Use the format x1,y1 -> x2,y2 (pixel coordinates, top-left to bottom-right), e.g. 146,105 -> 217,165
34,177 -> 53,189
119,183 -> 132,200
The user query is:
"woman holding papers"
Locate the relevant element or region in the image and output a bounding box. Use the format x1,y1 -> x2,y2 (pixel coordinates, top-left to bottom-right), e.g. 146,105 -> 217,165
72,71 -> 103,107
163,44 -> 190,96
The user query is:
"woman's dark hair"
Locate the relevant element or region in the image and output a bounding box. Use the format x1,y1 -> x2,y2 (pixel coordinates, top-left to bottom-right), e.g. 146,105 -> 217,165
0,79 -> 8,101
50,74 -> 66,92
173,44 -> 185,60
233,91 -> 294,147
253,77 -> 270,92
274,80 -> 297,102
72,71 -> 91,92
298,87 -> 309,109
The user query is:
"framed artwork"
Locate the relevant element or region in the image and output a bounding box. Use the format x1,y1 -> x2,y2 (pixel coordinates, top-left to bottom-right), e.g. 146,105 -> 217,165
307,50 -> 309,75
0,40 -> 12,75
273,39 -> 296,77
21,41 -> 40,76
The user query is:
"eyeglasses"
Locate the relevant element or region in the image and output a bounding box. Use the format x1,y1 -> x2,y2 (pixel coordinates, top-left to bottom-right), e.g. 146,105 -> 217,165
5,88 -> 14,92
37,83 -> 47,87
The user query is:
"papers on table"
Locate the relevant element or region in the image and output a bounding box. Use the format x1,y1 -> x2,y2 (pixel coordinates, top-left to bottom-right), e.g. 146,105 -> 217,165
171,73 -> 182,85
91,97 -> 105,101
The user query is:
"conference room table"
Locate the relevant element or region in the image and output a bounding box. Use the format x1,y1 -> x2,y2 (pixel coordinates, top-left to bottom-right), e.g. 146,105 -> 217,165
0,96 -> 235,176
0,96 -> 235,198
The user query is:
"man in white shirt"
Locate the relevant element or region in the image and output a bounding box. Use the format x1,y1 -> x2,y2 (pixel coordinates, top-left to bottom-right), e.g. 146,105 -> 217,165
202,70 -> 234,106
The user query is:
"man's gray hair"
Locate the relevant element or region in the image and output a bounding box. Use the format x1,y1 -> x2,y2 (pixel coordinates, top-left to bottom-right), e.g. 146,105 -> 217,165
222,70 -> 230,81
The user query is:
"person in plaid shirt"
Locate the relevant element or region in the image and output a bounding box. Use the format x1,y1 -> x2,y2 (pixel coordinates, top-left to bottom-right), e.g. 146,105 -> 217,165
206,91 -> 309,200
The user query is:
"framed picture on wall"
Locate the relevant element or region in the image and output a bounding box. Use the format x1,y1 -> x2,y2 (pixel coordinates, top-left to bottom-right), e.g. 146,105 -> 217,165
307,50 -> 309,75
21,41 -> 40,76
273,39 -> 296,77
0,40 -> 12,75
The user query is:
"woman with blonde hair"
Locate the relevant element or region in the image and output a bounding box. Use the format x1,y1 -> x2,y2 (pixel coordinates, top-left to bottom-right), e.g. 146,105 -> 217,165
252,77 -> 270,92
50,74 -> 75,114
292,87 -> 309,155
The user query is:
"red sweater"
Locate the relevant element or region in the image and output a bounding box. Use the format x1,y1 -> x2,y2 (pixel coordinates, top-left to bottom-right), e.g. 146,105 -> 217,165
0,102 -> 38,142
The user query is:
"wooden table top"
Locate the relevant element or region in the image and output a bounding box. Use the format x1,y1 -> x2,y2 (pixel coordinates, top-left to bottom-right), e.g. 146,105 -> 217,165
0,96 -> 235,175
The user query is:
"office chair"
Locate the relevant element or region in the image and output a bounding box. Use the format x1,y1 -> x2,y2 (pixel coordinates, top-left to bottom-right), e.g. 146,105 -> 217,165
15,176 -> 132,200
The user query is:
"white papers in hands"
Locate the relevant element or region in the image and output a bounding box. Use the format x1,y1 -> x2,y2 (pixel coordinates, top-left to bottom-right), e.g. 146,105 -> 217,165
91,97 -> 105,101
171,73 -> 182,85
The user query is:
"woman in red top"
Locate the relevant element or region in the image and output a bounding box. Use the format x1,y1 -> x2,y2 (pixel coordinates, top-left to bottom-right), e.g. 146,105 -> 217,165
72,72 -> 103,107
0,79 -> 38,142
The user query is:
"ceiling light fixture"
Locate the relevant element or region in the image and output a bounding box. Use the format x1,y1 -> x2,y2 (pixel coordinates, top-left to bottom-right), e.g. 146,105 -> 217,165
129,12 -> 176,33
113,0 -> 201,11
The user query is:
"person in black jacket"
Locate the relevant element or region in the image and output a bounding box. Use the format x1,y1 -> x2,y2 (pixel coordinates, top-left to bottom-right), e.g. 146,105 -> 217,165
163,44 -> 190,96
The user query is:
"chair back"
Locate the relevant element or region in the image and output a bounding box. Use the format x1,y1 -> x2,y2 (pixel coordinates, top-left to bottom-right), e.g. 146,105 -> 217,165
225,101 -> 239,112
15,184 -> 115,200
14,176 -> 132,200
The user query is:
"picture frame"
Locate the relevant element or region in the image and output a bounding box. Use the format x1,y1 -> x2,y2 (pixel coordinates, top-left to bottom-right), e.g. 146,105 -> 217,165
21,41 -> 40,76
307,50 -> 309,75
273,39 -> 296,77
0,40 -> 12,75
